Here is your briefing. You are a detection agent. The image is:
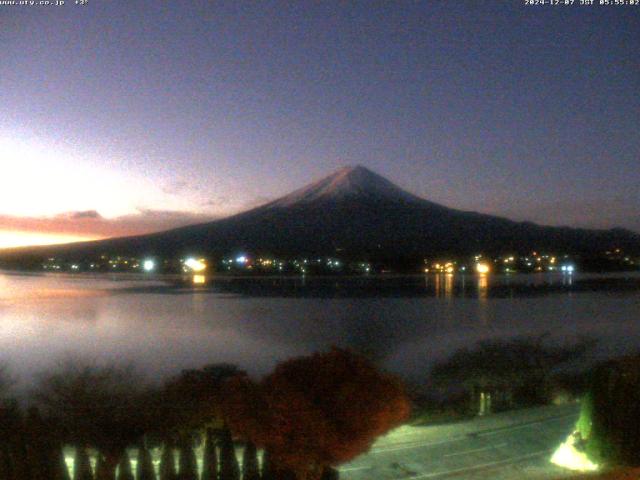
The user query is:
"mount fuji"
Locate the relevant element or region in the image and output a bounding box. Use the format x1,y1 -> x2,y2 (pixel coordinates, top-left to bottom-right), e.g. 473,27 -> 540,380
2,166 -> 639,266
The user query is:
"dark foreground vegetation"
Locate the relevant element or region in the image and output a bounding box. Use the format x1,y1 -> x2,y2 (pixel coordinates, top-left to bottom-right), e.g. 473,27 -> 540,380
547,355 -> 640,479
0,349 -> 410,480
575,355 -> 640,468
1,338 -> 638,480
412,335 -> 595,424
421,338 -> 640,476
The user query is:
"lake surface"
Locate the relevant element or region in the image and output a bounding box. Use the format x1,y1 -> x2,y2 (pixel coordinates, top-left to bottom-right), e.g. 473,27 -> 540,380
1,270 -> 639,390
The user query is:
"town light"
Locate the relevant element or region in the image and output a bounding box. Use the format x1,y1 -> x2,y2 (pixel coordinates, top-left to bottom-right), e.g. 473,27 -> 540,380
143,259 -> 155,272
184,257 -> 207,272
476,262 -> 490,274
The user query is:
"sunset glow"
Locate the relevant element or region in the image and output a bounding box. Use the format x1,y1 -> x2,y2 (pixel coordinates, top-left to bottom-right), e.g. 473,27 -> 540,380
0,230 -> 97,249
0,136 -> 212,247
0,137 -> 138,218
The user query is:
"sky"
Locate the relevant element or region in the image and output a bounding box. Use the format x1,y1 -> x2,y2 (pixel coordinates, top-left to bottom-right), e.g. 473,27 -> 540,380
0,1 -> 638,248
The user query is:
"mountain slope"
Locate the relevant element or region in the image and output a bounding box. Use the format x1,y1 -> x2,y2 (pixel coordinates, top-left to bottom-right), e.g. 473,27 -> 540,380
1,166 -> 639,264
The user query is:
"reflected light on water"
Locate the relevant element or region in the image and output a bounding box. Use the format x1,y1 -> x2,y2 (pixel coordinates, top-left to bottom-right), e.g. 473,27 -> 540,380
3,272 -> 640,388
444,273 -> 453,299
0,285 -> 102,304
433,273 -> 454,299
476,274 -> 490,325
477,274 -> 489,300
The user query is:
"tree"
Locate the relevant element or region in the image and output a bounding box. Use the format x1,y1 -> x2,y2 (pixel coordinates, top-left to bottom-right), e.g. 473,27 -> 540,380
136,441 -> 155,480
159,364 -> 242,437
52,446 -> 71,480
25,407 -> 54,480
201,428 -> 218,480
147,364 -> 242,480
222,348 -> 411,480
33,360 -> 152,480
177,435 -> 198,480
218,428 -> 240,480
0,443 -> 8,480
159,443 -> 177,480
95,454 -> 109,480
73,446 -> 93,480
242,442 -> 260,480
581,355 -> 640,466
430,335 -> 594,414
261,449 -> 294,480
117,450 -> 134,480
4,404 -> 29,480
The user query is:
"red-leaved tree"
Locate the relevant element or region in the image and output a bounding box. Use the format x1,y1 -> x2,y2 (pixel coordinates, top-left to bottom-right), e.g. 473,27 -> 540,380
222,348 -> 411,480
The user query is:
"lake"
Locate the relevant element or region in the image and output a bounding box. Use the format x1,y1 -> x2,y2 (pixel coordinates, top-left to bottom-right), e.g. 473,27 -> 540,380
1,270 -> 639,390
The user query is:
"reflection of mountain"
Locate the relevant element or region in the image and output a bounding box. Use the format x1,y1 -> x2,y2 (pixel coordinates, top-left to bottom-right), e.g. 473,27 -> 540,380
2,166 -> 639,263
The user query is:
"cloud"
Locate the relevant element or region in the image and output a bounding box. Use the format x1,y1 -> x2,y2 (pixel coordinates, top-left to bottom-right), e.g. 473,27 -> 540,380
0,209 -> 219,239
64,210 -> 104,220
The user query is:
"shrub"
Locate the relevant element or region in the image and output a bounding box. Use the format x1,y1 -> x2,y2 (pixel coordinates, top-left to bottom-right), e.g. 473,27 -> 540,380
583,355 -> 640,466
222,348 -> 411,480
431,335 -> 594,414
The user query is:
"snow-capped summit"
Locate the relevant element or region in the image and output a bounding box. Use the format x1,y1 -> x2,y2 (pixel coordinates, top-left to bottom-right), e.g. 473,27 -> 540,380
265,165 -> 423,208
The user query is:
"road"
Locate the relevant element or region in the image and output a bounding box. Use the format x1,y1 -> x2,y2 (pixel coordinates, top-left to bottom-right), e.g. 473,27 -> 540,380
340,403 -> 580,480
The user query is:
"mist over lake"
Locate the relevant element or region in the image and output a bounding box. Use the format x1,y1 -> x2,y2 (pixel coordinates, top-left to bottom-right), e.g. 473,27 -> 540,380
1,271 -> 639,390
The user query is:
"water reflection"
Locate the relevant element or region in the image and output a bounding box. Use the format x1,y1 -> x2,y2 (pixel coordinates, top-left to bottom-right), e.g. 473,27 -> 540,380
444,274 -> 453,299
477,274 -> 489,300
1,272 -> 640,386
433,273 -> 454,299
476,274 -> 489,325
